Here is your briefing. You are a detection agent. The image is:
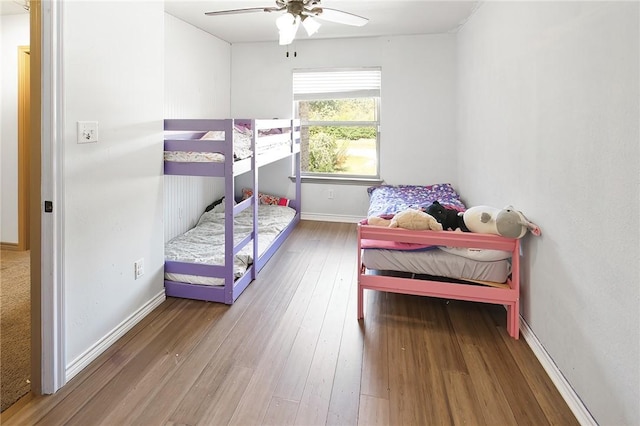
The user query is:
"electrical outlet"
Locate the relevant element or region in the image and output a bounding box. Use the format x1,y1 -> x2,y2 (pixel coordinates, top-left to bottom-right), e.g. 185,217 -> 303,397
77,121 -> 99,143
328,189 -> 334,199
134,258 -> 144,280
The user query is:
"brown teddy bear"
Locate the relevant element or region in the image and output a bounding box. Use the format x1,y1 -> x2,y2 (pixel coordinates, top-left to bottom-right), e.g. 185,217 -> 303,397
368,208 -> 443,231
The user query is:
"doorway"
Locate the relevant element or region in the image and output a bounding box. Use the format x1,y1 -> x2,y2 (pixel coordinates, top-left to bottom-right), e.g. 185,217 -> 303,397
3,0 -> 61,410
0,41 -> 33,415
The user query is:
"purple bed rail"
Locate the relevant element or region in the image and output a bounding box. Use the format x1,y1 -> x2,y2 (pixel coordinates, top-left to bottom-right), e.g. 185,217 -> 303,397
164,118 -> 301,304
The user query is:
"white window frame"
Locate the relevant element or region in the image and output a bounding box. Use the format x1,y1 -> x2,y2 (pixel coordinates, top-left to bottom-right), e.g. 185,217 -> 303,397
293,68 -> 381,182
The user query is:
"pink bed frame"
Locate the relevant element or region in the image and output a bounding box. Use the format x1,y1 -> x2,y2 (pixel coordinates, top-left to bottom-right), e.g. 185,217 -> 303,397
357,224 -> 521,339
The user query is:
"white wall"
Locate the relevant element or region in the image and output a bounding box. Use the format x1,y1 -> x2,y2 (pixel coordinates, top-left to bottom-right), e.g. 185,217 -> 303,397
231,35 -> 458,220
63,1 -> 166,369
457,2 -> 639,424
164,14 -> 231,241
0,13 -> 29,244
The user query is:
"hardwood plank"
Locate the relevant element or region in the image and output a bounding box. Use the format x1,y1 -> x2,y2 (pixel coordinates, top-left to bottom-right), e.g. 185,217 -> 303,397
358,394 -> 390,426
224,264 -> 321,425
266,223 -> 343,403
270,267 -> 335,401
418,297 -> 468,374
419,297 -> 461,424
126,299 -> 248,425
360,290 -> 390,400
326,264 -> 364,426
442,370 -> 488,425
294,225 -> 355,425
473,304 -> 550,425
459,343 -> 519,425
166,250 -> 307,425
263,397 -> 299,426
230,223 -> 344,425
449,299 -> 569,424
388,293 -> 473,425
272,225 -> 349,401
447,298 -> 502,345
386,293 -> 435,426
193,364 -> 255,425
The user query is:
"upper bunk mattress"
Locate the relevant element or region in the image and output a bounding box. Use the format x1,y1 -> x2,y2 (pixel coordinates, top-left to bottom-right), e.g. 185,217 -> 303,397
164,128 -> 292,163
165,204 -> 296,286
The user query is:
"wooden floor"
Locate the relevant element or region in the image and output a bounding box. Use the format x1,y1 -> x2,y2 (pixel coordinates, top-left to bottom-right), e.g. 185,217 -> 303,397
2,221 -> 578,425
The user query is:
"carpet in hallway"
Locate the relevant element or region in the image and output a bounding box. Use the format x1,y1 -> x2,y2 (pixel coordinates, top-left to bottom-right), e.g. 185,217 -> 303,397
0,250 -> 31,412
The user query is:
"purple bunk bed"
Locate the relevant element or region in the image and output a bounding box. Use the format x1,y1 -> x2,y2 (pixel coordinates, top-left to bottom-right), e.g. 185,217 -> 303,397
163,118 -> 301,304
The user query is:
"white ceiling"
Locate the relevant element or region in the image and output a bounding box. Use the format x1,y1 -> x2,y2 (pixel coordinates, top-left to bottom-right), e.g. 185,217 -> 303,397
0,1 -> 479,44
165,1 -> 479,44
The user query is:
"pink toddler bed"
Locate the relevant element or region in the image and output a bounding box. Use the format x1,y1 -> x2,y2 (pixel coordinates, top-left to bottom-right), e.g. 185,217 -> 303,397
358,184 -> 521,339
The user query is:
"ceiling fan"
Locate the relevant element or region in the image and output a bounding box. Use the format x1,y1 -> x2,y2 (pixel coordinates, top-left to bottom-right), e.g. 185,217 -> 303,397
205,0 -> 369,45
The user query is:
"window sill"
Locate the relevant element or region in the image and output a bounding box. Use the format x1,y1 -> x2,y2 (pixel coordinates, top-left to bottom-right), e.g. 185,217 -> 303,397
289,175 -> 384,186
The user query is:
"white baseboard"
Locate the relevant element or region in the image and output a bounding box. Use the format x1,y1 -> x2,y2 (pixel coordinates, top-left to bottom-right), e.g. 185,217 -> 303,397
520,318 -> 596,426
65,290 -> 166,381
301,212 -> 363,223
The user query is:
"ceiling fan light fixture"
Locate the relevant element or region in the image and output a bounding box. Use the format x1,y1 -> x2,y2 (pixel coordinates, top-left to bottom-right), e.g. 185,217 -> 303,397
302,16 -> 321,36
277,13 -> 300,45
276,12 -> 295,30
204,1 -> 369,45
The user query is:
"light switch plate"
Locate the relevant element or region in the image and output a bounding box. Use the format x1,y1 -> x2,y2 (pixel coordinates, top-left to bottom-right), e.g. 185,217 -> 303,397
77,121 -> 98,143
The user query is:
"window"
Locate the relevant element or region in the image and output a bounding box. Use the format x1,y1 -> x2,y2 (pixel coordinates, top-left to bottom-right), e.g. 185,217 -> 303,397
293,68 -> 381,179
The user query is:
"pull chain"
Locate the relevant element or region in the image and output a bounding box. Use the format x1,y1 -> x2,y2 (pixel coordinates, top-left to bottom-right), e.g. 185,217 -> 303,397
285,44 -> 297,58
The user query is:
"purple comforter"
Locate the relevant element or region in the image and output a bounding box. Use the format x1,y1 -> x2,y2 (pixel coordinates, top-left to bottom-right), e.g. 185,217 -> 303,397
367,183 -> 466,217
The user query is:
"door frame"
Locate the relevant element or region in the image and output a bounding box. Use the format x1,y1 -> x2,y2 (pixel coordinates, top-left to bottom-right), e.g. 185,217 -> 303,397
18,46 -> 30,252
31,0 -> 65,395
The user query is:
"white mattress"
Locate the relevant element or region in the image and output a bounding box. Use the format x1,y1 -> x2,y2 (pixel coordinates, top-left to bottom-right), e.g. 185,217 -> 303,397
362,247 -> 510,284
165,205 -> 296,286
164,129 -> 291,163
164,151 -> 227,163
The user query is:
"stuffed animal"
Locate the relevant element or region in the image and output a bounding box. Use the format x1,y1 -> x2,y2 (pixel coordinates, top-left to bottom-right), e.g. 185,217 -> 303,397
367,216 -> 392,227
367,209 -> 443,231
463,205 -> 541,239
425,201 -> 469,232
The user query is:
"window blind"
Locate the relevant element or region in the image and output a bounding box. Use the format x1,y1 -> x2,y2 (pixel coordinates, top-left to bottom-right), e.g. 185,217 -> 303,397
293,68 -> 381,100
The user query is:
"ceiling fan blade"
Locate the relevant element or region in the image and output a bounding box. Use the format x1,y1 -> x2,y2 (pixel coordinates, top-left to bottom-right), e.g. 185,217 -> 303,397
314,8 -> 368,27
205,6 -> 283,16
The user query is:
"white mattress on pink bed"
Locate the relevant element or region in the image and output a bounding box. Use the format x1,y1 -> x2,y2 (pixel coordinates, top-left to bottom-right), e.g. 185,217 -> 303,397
361,247 -> 510,284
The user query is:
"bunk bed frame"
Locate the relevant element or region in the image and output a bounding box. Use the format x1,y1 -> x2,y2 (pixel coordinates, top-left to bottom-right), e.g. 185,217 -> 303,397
357,225 -> 521,339
163,118 -> 301,304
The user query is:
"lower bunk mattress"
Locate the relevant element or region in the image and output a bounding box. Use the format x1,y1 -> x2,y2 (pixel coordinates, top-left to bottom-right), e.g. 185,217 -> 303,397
165,204 -> 296,286
361,247 -> 511,285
